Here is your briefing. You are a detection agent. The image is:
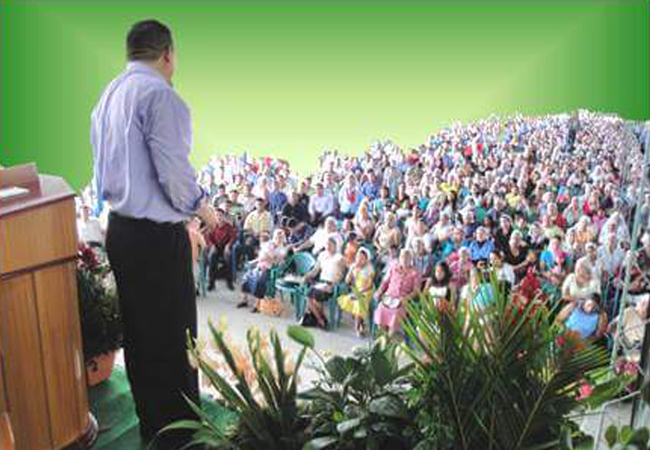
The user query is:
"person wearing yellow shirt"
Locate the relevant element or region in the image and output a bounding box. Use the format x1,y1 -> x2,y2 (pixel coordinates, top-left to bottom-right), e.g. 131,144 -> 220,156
506,190 -> 522,209
232,198 -> 274,277
244,197 -> 273,238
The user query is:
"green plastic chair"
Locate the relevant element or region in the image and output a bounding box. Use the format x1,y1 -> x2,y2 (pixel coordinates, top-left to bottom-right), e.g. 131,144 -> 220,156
197,247 -> 209,298
263,255 -> 293,298
293,280 -> 348,330
328,282 -> 349,330
275,252 -> 317,320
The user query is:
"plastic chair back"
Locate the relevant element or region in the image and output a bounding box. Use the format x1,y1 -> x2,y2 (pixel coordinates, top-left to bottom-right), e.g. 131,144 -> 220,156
293,252 -> 317,275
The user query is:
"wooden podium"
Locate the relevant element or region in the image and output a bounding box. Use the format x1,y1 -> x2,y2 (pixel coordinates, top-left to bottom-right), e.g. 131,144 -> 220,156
0,164 -> 97,450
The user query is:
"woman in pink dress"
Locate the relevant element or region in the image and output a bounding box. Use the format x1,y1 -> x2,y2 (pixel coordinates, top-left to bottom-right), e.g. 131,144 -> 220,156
448,247 -> 474,292
373,249 -> 422,336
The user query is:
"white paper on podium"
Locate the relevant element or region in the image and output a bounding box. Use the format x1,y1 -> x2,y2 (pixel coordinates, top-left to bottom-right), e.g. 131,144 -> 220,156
0,186 -> 30,200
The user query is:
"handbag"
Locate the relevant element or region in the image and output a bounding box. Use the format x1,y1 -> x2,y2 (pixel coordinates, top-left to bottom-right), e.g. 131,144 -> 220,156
299,311 -> 318,327
259,297 -> 285,317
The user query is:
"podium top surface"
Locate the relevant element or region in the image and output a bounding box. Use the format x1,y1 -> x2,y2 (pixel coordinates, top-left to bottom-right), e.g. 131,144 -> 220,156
0,174 -> 76,218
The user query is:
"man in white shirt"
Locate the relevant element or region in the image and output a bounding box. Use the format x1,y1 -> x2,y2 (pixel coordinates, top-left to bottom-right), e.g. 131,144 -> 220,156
77,205 -> 105,246
294,217 -> 342,255
338,174 -> 361,219
308,182 -> 335,225
598,232 -> 625,280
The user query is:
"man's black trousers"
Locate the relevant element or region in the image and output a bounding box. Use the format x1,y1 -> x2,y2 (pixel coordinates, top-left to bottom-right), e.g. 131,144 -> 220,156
106,212 -> 200,446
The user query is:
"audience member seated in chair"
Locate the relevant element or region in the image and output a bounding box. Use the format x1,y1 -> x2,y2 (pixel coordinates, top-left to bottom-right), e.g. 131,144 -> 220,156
267,179 -> 288,222
424,261 -> 454,309
337,247 -> 375,337
441,226 -> 466,261
353,198 -> 375,242
373,249 -> 422,337
561,258 -> 601,303
371,186 -> 392,219
505,230 -> 531,282
294,216 -> 342,256
280,190 -> 310,232
234,197 -> 274,271
339,173 -> 363,220
308,182 -> 335,226
466,226 -> 495,263
206,208 -> 238,291
556,294 -> 608,342
449,246 -> 473,292
490,250 -> 515,288
373,212 -> 402,265
608,297 -> 649,359
239,229 -> 290,312
303,237 -> 346,330
411,237 -> 433,280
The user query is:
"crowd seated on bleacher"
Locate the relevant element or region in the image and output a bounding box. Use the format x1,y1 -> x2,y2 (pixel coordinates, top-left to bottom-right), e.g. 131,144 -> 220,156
77,110 -> 650,349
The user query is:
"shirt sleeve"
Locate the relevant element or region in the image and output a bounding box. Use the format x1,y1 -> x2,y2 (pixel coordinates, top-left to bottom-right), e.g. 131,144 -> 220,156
324,195 -> 334,215
228,225 -> 238,245
144,88 -> 205,215
308,197 -> 316,216
261,212 -> 273,233
244,213 -> 254,231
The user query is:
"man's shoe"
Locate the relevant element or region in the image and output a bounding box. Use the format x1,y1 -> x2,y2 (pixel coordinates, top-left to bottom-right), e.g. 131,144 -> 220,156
236,301 -> 248,308
207,284 -> 215,292
226,280 -> 235,290
319,318 -> 329,331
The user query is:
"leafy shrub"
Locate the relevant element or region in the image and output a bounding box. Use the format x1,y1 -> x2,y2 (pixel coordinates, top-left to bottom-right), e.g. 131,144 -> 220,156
402,280 -> 611,450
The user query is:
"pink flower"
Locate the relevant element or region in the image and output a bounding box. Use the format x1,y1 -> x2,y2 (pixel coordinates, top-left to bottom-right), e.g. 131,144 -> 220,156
624,362 -> 638,377
577,382 -> 594,401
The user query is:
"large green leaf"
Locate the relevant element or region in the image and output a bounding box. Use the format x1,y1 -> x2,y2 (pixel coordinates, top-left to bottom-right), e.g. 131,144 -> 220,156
370,345 -> 394,388
605,426 -> 619,447
628,427 -> 650,446
574,436 -> 594,450
368,395 -> 408,419
303,436 -> 338,450
287,325 -> 315,349
336,417 -> 363,434
325,355 -> 352,384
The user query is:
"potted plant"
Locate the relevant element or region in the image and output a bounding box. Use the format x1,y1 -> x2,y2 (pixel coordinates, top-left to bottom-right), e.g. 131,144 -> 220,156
77,244 -> 123,386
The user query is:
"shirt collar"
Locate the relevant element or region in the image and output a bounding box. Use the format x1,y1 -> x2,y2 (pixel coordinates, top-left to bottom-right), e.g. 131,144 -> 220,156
126,61 -> 170,85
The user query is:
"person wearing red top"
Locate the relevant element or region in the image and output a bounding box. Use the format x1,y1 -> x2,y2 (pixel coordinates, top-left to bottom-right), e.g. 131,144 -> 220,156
207,208 -> 238,290
546,202 -> 567,230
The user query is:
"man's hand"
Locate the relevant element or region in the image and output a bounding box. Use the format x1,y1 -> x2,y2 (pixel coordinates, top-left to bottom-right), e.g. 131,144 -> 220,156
197,202 -> 218,232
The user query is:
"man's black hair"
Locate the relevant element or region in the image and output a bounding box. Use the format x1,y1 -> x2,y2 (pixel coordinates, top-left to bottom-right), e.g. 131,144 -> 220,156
127,19 -> 173,61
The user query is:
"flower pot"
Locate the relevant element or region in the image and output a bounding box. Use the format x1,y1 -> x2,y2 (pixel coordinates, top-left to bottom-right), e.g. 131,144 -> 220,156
86,351 -> 117,387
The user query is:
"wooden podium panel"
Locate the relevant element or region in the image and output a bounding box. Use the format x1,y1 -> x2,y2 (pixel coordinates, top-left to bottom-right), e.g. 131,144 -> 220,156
0,199 -> 77,275
34,262 -> 88,447
0,273 -> 53,449
0,413 -> 15,450
0,165 -> 97,450
0,350 -> 6,413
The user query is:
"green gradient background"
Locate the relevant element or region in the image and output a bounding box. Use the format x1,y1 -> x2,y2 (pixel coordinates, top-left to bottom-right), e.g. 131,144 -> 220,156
1,0 -> 648,190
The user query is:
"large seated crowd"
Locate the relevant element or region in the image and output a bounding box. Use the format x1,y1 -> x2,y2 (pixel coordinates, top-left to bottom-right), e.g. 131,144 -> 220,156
78,110 -> 650,354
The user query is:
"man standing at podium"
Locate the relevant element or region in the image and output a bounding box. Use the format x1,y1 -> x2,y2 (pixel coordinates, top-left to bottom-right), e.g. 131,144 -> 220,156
91,20 -> 216,449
